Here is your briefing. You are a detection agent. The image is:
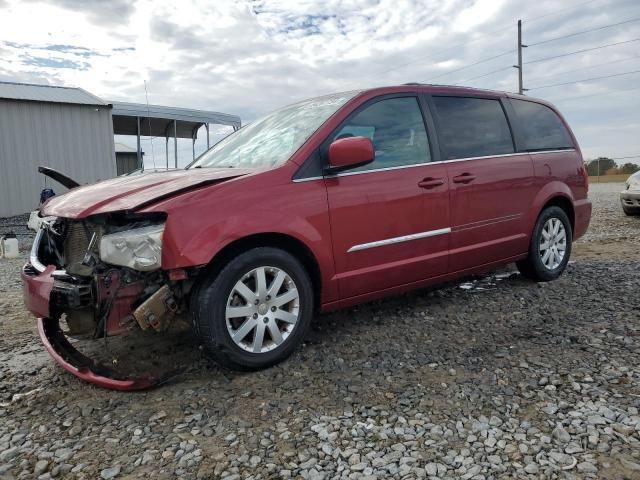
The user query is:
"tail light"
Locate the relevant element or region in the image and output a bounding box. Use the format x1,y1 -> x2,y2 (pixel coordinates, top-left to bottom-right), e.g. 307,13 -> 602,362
581,163 -> 589,192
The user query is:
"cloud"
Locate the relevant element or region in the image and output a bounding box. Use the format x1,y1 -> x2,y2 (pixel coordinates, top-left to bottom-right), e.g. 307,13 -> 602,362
452,0 -> 508,32
22,55 -> 90,70
0,0 -> 638,165
35,0 -> 136,26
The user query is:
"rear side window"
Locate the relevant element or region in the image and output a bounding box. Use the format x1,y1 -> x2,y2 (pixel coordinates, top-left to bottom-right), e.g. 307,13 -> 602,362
432,96 -> 514,159
510,99 -> 574,151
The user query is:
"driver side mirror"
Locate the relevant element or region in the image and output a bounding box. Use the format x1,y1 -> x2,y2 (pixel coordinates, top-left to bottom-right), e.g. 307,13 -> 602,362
325,136 -> 375,175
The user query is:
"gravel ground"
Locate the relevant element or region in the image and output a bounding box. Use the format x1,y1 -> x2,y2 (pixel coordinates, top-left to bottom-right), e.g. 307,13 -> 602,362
0,182 -> 638,480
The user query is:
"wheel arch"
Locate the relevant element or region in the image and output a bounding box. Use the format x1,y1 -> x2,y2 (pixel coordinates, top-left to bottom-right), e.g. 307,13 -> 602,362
194,232 -> 323,312
528,182 -> 576,236
541,195 -> 575,232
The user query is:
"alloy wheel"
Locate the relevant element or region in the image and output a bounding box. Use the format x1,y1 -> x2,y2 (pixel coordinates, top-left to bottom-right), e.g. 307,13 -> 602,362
225,266 -> 300,353
539,218 -> 567,270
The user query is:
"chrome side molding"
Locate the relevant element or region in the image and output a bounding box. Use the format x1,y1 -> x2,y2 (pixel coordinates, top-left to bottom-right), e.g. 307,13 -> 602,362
348,227 -> 451,252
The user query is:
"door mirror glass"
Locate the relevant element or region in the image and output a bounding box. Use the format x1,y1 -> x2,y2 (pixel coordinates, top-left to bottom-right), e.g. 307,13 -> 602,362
327,136 -> 375,174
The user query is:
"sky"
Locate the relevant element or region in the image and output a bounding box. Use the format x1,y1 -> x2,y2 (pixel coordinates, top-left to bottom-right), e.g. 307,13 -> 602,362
0,0 -> 638,167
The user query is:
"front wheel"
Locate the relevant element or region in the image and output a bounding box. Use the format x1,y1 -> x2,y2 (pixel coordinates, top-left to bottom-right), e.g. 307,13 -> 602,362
516,206 -> 572,282
193,247 -> 314,370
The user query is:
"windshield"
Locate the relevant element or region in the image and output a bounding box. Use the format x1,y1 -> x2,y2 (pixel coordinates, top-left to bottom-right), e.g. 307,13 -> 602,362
189,91 -> 359,169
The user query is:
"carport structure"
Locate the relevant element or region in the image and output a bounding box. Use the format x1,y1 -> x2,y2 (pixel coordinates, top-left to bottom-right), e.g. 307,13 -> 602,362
110,102 -> 241,169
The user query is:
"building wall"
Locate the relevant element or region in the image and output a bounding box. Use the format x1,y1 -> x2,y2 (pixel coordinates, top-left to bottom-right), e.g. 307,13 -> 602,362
115,152 -> 140,176
0,99 -> 116,217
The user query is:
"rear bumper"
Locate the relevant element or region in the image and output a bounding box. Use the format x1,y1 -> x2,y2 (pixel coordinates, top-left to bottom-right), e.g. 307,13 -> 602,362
620,190 -> 640,208
573,198 -> 592,241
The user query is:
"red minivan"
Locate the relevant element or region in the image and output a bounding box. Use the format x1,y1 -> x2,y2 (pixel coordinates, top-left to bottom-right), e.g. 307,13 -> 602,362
23,85 -> 591,389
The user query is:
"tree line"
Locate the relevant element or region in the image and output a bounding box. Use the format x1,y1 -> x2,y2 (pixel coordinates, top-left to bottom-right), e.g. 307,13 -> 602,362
585,157 -> 640,176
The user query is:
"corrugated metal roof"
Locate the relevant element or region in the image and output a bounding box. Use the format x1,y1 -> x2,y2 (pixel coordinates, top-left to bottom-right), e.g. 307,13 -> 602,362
111,101 -> 241,138
0,81 -> 107,106
111,101 -> 241,128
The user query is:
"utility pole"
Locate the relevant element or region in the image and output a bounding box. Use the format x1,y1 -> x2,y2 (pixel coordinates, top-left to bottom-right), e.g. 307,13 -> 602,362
514,19 -> 528,94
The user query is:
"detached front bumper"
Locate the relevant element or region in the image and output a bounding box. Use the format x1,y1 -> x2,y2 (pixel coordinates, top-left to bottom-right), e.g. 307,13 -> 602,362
23,266 -> 165,390
37,318 -> 162,390
21,231 -> 175,391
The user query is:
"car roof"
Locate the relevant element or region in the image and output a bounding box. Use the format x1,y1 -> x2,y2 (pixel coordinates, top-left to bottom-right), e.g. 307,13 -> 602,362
354,84 -> 553,108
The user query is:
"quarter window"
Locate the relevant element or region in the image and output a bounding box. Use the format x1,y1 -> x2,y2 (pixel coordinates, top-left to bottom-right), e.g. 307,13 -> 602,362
432,96 -> 514,159
510,99 -> 574,151
331,97 -> 431,171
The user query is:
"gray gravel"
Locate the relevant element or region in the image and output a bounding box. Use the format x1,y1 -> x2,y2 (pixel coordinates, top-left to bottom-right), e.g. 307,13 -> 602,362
0,183 -> 639,479
573,181 -> 640,262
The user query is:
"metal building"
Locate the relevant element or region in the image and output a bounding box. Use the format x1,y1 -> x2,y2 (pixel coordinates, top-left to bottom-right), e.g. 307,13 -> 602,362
0,81 -> 242,217
0,81 -> 116,217
115,142 -> 143,176
110,101 -> 241,169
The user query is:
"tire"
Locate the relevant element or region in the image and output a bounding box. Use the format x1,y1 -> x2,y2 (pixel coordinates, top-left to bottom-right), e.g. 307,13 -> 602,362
516,206 -> 572,282
193,247 -> 314,370
622,205 -> 640,216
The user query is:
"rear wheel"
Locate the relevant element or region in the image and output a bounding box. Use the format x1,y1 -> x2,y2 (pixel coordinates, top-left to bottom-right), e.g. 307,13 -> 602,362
516,206 -> 572,282
622,205 -> 640,216
193,247 -> 313,370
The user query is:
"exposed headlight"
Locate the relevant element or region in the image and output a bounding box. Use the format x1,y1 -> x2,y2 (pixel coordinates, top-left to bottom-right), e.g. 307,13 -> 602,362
99,224 -> 164,271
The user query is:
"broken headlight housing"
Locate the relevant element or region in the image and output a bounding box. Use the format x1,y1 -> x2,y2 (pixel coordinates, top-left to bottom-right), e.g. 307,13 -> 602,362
99,224 -> 165,271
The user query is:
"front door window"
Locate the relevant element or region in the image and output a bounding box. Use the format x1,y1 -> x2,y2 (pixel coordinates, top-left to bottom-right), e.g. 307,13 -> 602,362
330,96 -> 432,172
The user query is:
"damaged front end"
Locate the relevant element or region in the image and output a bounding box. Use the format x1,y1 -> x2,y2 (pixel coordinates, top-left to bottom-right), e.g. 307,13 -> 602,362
22,213 -> 191,390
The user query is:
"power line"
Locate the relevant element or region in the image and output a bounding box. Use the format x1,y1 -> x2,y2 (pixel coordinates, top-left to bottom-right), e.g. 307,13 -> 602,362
522,0 -> 600,25
545,84 -> 640,102
457,65 -> 515,83
452,46 -> 640,89
526,54 -> 640,83
419,49 -> 515,82
527,69 -> 640,90
360,0 -> 603,86
524,38 -> 640,65
419,5 -> 631,88
527,17 -> 640,47
611,155 -> 640,160
359,25 -> 514,82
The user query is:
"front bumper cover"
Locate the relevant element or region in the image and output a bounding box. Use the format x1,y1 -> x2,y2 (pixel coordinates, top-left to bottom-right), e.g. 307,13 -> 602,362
22,233 -> 181,391
37,317 -> 171,391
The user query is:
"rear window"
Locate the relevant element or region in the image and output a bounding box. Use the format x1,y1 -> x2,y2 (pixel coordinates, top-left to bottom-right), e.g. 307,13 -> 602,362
432,96 -> 514,160
510,99 -> 574,151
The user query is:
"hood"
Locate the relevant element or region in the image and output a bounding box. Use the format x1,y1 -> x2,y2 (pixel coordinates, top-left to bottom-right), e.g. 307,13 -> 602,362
42,168 -> 254,218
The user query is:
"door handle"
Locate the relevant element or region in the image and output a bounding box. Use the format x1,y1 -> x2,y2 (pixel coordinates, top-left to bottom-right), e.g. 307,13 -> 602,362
418,177 -> 445,189
452,173 -> 476,184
